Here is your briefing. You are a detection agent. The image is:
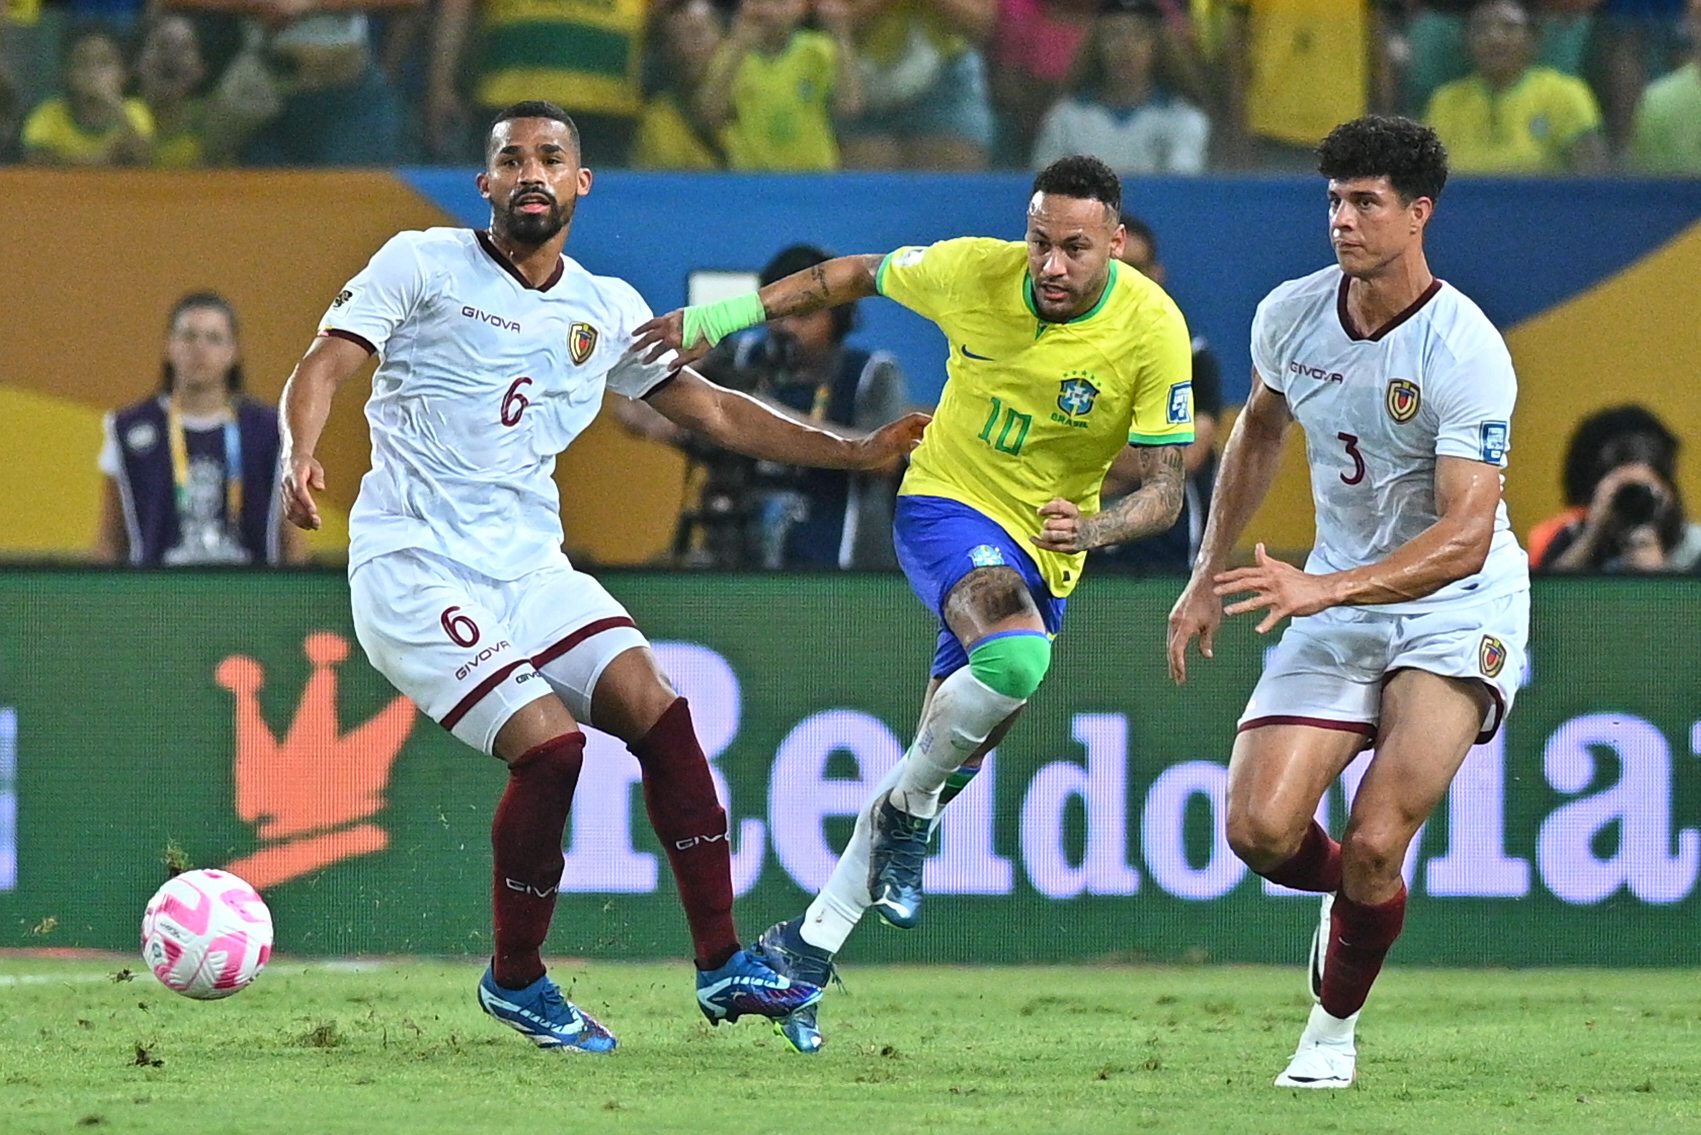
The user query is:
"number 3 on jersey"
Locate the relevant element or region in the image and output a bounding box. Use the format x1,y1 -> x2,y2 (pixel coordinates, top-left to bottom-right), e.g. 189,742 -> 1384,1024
978,396 -> 1031,456
1338,432 -> 1366,485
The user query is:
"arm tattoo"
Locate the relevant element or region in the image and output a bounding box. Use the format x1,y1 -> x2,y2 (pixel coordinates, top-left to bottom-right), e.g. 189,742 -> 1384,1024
1085,445 -> 1187,549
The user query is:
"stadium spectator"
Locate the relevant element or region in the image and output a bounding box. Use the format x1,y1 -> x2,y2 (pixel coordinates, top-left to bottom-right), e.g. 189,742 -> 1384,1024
705,244 -> 909,567
1629,0 -> 1701,172
1424,0 -> 1608,173
633,0 -> 726,169
1534,405 -> 1701,572
165,0 -> 422,167
1091,213 -> 1220,573
429,0 -> 649,166
1595,0 -> 1689,151
988,0 -> 1095,167
1220,0 -> 1389,169
135,13 -> 244,167
836,0 -> 998,170
1030,0 -> 1210,174
1398,0 -> 1599,116
693,0 -> 864,170
22,23 -> 154,166
95,293 -> 304,566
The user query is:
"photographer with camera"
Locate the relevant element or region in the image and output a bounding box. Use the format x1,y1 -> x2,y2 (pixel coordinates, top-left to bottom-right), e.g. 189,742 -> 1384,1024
1534,405 -> 1701,574
618,244 -> 911,569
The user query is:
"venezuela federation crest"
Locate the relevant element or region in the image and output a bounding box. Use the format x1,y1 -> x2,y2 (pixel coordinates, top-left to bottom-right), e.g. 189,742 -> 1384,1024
1386,379 -> 1421,423
569,322 -> 598,365
1479,634 -> 1507,678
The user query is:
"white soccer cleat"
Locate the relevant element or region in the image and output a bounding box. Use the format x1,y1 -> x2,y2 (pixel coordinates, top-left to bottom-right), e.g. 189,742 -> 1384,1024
1274,1003 -> 1358,1089
1308,891 -> 1334,1004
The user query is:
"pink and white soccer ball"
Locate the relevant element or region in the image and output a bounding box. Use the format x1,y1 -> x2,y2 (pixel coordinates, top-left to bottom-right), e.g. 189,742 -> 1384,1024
140,869 -> 273,999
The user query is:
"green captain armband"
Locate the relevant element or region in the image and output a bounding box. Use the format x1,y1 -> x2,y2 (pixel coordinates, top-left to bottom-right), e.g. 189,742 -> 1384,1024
681,292 -> 766,350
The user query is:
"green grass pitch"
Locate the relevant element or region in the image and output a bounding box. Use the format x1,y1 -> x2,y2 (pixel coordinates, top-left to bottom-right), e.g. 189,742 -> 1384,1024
3,957 -> 1697,1135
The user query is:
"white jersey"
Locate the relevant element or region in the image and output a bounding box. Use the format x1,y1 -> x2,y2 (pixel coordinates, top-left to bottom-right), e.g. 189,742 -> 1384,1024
319,227 -> 672,579
1252,265 -> 1529,613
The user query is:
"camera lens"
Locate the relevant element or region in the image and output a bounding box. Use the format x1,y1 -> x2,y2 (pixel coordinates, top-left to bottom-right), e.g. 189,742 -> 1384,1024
1612,482 -> 1660,527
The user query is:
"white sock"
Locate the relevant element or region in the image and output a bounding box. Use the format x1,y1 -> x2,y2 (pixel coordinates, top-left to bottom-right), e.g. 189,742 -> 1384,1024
1301,1003 -> 1359,1049
889,667 -> 1024,820
800,756 -> 906,954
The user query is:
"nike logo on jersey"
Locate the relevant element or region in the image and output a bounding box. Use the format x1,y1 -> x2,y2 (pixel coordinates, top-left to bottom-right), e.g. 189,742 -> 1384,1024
961,346 -> 995,361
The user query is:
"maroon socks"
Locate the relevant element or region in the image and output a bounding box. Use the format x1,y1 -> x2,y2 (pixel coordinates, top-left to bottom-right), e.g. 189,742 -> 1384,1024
629,698 -> 740,971
1321,886 -> 1408,1019
491,732 -> 585,990
1260,820 -> 1343,893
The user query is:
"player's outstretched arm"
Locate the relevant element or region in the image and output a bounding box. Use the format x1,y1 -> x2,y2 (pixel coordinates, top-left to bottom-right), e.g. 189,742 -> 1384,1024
1031,444 -> 1185,554
1166,371 -> 1292,683
278,335 -> 371,531
633,254 -> 885,372
646,366 -> 929,470
1217,456 -> 1500,623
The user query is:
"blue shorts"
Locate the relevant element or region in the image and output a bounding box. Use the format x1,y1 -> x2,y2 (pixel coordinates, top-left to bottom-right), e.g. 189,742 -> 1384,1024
893,495 -> 1066,679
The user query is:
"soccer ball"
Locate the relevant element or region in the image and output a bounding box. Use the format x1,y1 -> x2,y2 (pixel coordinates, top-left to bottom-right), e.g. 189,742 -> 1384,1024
141,869 -> 273,999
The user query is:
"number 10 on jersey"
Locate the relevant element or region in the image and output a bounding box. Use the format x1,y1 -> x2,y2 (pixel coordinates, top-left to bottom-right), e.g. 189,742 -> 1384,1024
978,397 -> 1031,456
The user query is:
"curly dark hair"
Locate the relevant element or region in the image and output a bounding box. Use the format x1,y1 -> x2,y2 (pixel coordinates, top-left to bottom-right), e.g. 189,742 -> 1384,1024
1562,404 -> 1680,506
1032,155 -> 1123,216
1316,115 -> 1449,205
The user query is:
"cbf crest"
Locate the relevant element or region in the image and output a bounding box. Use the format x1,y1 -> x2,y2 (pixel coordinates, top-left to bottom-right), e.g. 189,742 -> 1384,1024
568,322 -> 598,365
1057,373 -> 1099,418
1386,379 -> 1421,423
1479,634 -> 1507,678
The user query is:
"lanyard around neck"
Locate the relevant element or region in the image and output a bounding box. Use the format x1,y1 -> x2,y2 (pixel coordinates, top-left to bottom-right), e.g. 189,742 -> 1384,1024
167,398 -> 242,521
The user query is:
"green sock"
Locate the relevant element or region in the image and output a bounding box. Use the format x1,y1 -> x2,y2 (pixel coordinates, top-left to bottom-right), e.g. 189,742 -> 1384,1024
938,764 -> 980,809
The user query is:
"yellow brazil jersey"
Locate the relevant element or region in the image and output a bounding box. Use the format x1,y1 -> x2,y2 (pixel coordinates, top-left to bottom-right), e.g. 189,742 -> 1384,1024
1425,66 -> 1602,174
879,237 -> 1194,598
723,30 -> 839,171
633,91 -> 723,170
1236,0 -> 1368,148
21,97 -> 154,163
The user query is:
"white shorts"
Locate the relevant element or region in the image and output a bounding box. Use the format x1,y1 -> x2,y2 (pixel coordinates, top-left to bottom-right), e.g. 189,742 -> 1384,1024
350,549 -> 650,755
1237,590 -> 1529,745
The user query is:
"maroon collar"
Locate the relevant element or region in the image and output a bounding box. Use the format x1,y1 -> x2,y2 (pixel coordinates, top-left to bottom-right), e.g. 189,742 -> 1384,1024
476,229 -> 565,292
1336,274 -> 1442,342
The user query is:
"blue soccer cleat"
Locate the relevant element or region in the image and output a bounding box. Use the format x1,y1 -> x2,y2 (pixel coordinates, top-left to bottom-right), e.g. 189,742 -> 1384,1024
477,966 -> 617,1054
868,795 -> 930,929
696,948 -> 822,1026
753,917 -> 839,1054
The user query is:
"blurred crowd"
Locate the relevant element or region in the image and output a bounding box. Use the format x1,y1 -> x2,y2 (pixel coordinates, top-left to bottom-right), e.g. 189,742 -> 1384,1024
0,0 -> 1696,173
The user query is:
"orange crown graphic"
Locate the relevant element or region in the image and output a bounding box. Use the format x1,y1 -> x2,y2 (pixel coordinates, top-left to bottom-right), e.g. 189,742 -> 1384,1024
216,632 -> 417,889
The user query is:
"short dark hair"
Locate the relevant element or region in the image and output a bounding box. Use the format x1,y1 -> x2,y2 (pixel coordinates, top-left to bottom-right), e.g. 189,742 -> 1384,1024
1119,213 -> 1157,260
1032,155 -> 1123,216
1316,115 -> 1449,205
160,292 -> 244,394
1562,405 -> 1680,507
761,244 -> 855,341
486,101 -> 581,162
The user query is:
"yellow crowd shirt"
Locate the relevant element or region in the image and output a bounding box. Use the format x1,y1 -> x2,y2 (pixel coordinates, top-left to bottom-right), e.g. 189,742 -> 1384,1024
633,92 -> 723,170
475,0 -> 647,117
22,97 -> 154,163
722,30 -> 840,171
879,237 -> 1194,597
1238,0 -> 1368,147
1425,66 -> 1602,173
